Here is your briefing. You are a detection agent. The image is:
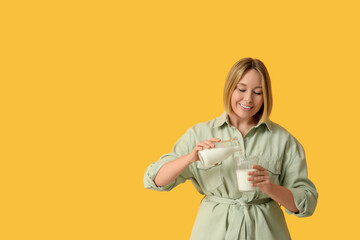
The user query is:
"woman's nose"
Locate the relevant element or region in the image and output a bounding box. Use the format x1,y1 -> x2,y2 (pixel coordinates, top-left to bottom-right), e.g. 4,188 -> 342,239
243,92 -> 253,103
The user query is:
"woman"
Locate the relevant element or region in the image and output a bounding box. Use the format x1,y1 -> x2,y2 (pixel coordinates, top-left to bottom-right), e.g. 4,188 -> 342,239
144,58 -> 318,240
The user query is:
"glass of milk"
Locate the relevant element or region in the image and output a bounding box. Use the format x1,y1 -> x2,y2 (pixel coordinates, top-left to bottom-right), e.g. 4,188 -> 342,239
236,156 -> 258,192
198,137 -> 242,168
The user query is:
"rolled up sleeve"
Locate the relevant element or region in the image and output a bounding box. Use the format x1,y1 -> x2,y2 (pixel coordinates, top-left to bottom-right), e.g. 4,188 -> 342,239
143,128 -> 196,192
281,139 -> 318,217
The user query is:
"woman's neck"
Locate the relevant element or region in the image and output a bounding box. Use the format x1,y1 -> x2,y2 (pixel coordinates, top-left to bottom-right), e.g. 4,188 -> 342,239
228,113 -> 259,136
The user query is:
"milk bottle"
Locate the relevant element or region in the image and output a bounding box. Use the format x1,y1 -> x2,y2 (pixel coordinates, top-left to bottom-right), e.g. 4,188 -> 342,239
198,137 -> 242,168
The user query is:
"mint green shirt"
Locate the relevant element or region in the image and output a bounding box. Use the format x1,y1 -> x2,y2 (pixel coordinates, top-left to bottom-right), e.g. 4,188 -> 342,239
144,112 -> 318,240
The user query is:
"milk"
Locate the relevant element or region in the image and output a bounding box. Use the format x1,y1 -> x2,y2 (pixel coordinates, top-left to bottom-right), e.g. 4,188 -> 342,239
236,169 -> 256,191
198,146 -> 241,167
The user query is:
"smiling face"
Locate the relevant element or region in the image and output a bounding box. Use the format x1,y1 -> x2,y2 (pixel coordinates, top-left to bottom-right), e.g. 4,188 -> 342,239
230,69 -> 264,123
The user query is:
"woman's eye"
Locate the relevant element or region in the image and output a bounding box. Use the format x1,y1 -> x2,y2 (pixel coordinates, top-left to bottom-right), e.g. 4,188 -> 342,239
238,89 -> 246,92
254,92 -> 262,95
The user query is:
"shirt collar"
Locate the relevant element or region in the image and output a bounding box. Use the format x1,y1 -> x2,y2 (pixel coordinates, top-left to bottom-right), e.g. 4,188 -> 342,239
213,112 -> 272,132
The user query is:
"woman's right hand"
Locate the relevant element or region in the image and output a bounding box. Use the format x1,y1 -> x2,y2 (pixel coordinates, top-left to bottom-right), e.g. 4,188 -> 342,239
188,138 -> 222,163
154,138 -> 221,187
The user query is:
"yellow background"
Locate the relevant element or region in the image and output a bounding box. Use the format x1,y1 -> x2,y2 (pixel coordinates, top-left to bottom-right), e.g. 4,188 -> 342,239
1,0 -> 359,239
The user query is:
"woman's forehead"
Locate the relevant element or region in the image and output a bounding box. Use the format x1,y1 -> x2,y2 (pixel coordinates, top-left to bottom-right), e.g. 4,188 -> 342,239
237,82 -> 262,88
237,69 -> 262,85
238,80 -> 262,89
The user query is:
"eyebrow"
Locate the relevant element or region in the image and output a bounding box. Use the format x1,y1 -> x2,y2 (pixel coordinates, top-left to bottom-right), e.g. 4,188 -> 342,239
238,83 -> 262,89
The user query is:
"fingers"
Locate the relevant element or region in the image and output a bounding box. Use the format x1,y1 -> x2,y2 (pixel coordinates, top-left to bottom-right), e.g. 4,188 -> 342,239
247,166 -> 270,184
196,138 -> 221,150
209,138 -> 221,142
251,165 -> 266,171
194,145 -> 205,152
248,170 -> 267,176
249,176 -> 271,188
204,140 -> 216,148
197,141 -> 213,150
191,138 -> 221,162
248,165 -> 267,176
248,175 -> 270,183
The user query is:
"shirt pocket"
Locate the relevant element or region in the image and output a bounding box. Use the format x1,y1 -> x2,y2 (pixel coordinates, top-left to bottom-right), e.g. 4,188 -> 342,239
257,155 -> 282,185
196,161 -> 223,192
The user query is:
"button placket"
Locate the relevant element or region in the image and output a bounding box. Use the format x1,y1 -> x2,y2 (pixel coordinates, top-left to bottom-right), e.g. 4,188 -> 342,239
232,127 -> 246,158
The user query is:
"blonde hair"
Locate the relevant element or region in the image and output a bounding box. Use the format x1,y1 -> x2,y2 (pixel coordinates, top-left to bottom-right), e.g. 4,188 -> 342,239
223,57 -> 273,123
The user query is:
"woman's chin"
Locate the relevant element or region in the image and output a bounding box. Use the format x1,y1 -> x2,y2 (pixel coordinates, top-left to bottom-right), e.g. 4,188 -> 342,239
233,108 -> 254,119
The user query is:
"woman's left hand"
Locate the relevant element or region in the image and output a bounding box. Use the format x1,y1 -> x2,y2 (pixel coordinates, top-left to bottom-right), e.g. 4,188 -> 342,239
248,165 -> 273,194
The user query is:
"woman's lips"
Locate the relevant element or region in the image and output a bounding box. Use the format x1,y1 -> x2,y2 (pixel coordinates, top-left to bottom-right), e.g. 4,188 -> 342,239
239,103 -> 253,111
